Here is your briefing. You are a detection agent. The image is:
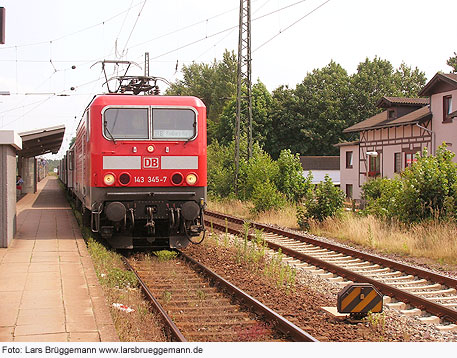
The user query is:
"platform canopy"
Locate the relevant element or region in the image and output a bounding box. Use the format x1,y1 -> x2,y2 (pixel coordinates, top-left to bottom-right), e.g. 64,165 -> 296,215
18,125 -> 65,158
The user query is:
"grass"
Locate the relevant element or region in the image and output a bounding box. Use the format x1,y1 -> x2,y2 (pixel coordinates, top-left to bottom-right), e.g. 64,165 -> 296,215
310,213 -> 457,266
84,237 -> 166,341
153,250 -> 178,261
62,182 -> 166,342
206,222 -> 297,293
207,199 -> 299,229
208,199 -> 457,268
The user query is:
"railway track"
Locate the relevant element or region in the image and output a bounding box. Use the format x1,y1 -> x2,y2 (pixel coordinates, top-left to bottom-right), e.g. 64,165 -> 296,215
122,252 -> 317,342
204,210 -> 457,331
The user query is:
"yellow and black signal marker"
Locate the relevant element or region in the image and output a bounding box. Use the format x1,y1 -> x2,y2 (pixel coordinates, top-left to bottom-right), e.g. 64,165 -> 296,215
337,283 -> 383,315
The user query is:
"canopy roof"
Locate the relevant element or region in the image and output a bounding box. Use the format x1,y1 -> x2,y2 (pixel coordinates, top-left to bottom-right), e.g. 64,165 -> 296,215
18,125 -> 65,158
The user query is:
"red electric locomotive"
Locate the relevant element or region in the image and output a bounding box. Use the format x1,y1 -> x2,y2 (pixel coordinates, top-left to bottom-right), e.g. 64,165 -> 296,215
72,94 -> 207,249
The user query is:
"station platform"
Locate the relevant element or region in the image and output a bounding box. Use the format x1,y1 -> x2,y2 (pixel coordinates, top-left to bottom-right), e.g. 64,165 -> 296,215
0,177 -> 118,342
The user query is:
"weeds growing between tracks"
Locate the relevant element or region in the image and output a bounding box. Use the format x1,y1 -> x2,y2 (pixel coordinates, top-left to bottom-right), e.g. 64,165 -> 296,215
211,220 -> 297,293
208,199 -> 457,268
61,185 -> 166,341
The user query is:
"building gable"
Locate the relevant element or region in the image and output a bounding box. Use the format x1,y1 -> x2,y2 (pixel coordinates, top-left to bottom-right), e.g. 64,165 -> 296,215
419,73 -> 457,96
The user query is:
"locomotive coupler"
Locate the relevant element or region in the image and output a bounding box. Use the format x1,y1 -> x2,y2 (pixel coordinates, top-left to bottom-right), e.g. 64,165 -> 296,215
145,206 -> 155,235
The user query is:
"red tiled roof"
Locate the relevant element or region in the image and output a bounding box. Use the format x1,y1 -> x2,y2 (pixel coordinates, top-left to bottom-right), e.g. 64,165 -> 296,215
376,96 -> 429,108
419,73 -> 457,96
387,106 -> 431,125
343,106 -> 431,133
343,111 -> 389,133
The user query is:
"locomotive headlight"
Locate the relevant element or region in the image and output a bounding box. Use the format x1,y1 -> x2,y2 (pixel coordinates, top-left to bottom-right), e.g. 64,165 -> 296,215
186,173 -> 198,185
104,173 -> 115,186
147,145 -> 154,153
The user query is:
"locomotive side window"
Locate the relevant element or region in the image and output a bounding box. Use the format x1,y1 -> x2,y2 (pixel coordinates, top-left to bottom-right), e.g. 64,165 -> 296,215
104,108 -> 149,139
152,108 -> 196,139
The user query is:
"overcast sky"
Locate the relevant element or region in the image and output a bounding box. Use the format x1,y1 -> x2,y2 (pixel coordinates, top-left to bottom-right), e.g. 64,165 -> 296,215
0,0 -> 456,158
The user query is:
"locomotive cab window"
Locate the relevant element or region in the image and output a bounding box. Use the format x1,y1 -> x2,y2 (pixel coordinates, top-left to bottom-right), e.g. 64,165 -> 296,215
152,108 -> 196,140
104,108 -> 149,139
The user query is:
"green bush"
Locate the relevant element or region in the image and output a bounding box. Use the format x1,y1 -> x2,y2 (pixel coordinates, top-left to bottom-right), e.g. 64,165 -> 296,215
361,144 -> 457,223
361,177 -> 402,219
397,145 -> 457,222
275,149 -> 313,202
207,140 -> 237,198
237,144 -> 280,201
297,175 -> 345,228
251,179 -> 287,213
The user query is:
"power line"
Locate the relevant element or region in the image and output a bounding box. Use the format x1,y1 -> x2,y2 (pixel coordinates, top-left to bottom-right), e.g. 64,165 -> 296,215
120,0 -> 148,57
254,0 -> 331,52
0,1 -> 145,51
147,0 -> 319,61
0,95 -> 55,128
191,0 -> 272,62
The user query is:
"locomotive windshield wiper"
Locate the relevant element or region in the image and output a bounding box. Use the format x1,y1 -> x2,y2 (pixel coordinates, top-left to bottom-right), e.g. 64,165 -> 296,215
184,122 -> 197,145
104,120 -> 117,144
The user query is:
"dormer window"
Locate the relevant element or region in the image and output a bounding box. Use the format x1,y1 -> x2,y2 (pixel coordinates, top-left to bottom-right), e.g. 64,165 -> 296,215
387,109 -> 395,120
443,95 -> 452,123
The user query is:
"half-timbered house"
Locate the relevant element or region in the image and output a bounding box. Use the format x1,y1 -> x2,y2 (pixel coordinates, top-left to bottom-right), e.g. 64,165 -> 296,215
337,72 -> 457,200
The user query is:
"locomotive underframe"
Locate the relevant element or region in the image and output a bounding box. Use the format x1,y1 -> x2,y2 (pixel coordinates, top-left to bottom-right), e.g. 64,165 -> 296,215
86,186 -> 206,249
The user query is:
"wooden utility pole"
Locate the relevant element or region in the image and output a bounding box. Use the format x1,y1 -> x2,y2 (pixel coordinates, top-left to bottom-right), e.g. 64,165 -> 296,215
234,0 -> 253,192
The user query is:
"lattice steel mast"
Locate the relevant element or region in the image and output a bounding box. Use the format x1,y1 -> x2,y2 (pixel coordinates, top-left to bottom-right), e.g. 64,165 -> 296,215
234,0 -> 253,191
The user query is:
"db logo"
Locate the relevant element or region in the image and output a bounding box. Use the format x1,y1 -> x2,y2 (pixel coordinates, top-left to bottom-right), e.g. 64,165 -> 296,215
143,157 -> 159,169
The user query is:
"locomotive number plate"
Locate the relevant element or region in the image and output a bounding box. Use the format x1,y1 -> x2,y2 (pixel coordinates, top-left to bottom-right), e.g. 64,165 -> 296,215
143,157 -> 159,169
134,176 -> 167,184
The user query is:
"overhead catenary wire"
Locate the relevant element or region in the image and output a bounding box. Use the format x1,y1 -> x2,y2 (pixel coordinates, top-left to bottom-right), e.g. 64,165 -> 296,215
0,95 -> 55,129
2,0 -> 331,133
191,0 -> 273,63
0,1 -> 146,51
1,0 -> 309,68
119,0 -> 148,58
145,0 -> 323,61
254,0 -> 331,52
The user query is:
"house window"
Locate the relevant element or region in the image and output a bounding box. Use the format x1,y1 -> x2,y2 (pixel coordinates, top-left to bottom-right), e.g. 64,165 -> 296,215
394,153 -> 401,173
388,109 -> 395,120
443,95 -> 452,122
346,184 -> 353,199
368,155 -> 380,177
405,152 -> 418,168
346,151 -> 353,168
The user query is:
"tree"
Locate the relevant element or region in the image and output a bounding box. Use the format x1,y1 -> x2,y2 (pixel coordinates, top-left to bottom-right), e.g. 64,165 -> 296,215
266,58 -> 426,158
215,80 -> 273,148
350,57 -> 399,122
267,61 -> 353,157
166,50 -> 237,143
266,85 -> 298,159
394,62 -> 427,97
294,60 -> 353,156
350,57 -> 427,122
447,52 -> 457,73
